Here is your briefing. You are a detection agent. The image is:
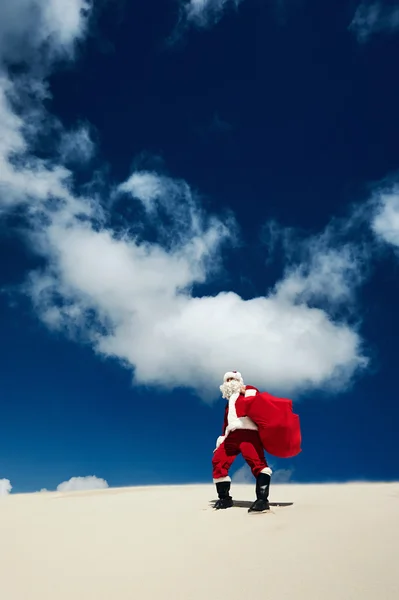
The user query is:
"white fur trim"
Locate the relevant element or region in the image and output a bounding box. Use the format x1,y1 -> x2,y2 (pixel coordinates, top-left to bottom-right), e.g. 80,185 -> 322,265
245,389 -> 257,397
227,391 -> 240,423
223,371 -> 243,383
216,436 -> 225,449
225,392 -> 258,435
260,467 -> 273,476
213,476 -> 231,484
225,417 -> 258,435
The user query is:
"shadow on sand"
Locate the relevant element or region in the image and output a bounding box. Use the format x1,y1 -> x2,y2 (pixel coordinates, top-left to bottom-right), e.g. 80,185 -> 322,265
209,500 -> 294,509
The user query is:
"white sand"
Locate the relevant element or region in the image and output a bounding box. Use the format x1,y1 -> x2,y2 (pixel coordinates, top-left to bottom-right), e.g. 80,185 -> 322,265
1,482 -> 398,599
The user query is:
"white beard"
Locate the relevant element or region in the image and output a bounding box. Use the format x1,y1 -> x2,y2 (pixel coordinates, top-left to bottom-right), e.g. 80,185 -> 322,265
220,379 -> 242,400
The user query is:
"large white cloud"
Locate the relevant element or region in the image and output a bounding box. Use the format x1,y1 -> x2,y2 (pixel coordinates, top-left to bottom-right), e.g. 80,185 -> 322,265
25,170 -> 369,400
0,479 -> 12,496
0,0 -> 369,402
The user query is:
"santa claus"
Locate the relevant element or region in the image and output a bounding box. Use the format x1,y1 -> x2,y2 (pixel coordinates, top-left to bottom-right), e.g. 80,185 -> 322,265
212,370 -> 272,513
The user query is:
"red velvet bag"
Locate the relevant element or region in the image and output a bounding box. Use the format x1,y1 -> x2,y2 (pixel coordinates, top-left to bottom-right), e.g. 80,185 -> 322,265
245,391 -> 302,458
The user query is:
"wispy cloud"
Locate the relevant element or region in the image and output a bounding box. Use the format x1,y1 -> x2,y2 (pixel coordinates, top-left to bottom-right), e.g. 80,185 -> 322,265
349,2 -> 399,42
0,0 -> 91,213
177,0 -> 243,30
58,124 -> 96,167
232,464 -> 294,484
0,0 -> 91,66
371,184 -> 399,248
0,0 -> 370,402
272,468 -> 294,483
232,464 -> 253,483
265,213 -> 371,313
0,479 -> 12,495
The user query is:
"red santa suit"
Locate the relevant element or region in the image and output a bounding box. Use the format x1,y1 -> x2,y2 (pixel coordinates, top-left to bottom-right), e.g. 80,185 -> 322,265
212,377 -> 302,484
212,384 -> 272,483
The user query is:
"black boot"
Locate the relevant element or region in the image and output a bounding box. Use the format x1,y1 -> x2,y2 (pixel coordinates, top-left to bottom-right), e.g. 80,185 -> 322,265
214,481 -> 234,509
248,473 -> 270,513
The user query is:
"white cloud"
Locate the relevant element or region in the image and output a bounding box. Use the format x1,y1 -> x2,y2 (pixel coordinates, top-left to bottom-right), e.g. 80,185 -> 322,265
119,171 -> 169,205
269,211 -> 373,314
275,244 -> 364,307
349,2 -> 399,42
0,0 -> 91,212
59,124 -> 95,166
0,0 -> 91,66
232,464 -> 293,484
232,464 -> 253,483
0,479 -> 12,495
181,0 -> 243,29
371,186 -> 399,248
0,0 -> 369,403
56,476 -> 109,492
272,468 -> 294,483
24,173 -> 369,401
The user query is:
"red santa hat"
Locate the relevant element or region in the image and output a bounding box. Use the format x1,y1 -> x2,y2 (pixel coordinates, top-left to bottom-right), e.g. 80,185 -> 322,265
223,371 -> 244,385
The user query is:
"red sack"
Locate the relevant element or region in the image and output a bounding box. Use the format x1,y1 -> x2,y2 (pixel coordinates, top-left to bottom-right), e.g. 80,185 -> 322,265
245,391 -> 302,458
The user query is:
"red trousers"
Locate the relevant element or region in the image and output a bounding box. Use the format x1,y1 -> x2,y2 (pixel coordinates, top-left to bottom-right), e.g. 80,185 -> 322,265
212,429 -> 270,482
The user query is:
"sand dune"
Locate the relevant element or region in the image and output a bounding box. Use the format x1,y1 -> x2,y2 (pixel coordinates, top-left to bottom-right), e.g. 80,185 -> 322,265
1,482 -> 398,599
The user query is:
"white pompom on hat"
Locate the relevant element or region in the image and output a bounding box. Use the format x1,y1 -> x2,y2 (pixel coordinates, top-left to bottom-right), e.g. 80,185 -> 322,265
223,371 -> 244,385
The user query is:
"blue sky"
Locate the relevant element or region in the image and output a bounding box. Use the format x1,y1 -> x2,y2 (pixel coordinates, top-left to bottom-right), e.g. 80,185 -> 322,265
1,0 -> 399,494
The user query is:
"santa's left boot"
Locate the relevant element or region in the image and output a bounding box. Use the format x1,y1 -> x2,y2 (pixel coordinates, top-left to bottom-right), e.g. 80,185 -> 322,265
248,473 -> 271,513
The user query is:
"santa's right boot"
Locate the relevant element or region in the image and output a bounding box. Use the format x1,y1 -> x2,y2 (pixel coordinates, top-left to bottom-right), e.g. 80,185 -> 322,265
214,481 -> 234,509
248,473 -> 271,513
